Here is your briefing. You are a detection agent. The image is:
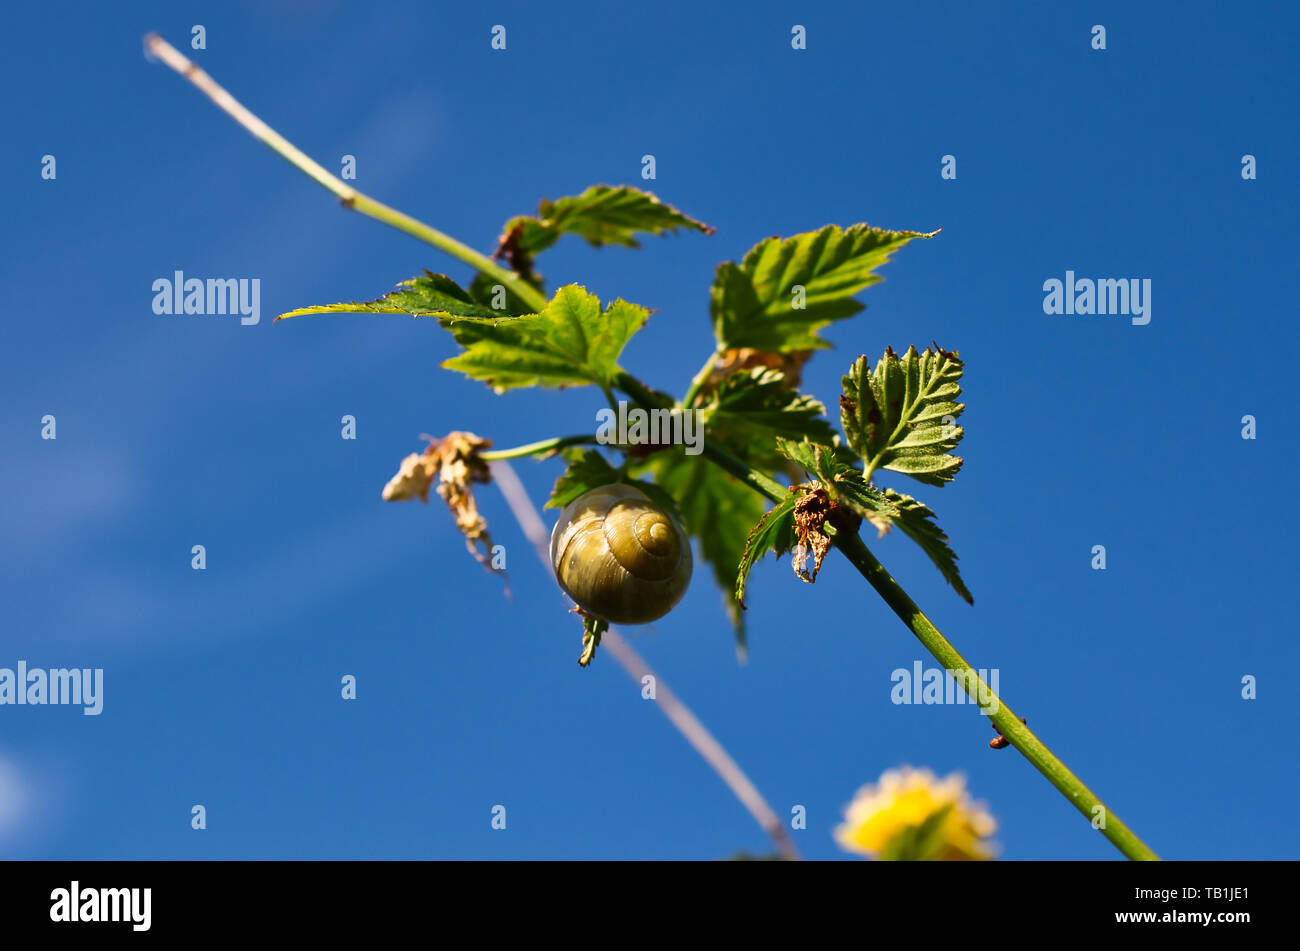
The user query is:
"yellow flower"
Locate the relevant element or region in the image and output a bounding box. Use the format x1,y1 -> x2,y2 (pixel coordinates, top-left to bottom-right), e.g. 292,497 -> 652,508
835,766 -> 998,861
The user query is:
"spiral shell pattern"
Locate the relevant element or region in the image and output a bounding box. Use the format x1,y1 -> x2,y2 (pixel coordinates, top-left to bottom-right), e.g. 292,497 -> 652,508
549,484 -> 692,624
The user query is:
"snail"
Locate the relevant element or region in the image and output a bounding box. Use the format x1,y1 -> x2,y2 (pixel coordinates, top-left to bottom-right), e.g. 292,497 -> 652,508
549,484 -> 692,624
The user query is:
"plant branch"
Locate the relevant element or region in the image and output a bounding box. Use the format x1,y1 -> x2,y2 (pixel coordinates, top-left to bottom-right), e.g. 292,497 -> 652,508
829,530 -> 1159,861
151,34 -> 1155,858
143,33 -> 550,315
613,371 -> 677,412
683,350 -> 722,408
480,434 -> 600,461
696,439 -> 1159,860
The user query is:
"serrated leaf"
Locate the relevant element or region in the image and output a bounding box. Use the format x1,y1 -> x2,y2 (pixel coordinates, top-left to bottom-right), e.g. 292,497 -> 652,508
775,438 -> 972,602
547,449 -> 618,509
579,613 -> 608,667
773,437 -> 850,486
841,345 -> 965,487
704,367 -> 838,445
507,185 -> 714,255
773,437 -> 826,480
650,449 -> 764,648
545,448 -> 681,523
882,489 -> 973,604
440,284 -> 648,393
735,493 -> 798,607
774,437 -> 900,534
467,270 -> 542,317
710,224 -> 936,353
827,476 -> 903,535
276,271 -> 503,322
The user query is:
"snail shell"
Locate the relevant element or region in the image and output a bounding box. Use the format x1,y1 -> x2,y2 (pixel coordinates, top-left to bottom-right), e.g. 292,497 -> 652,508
549,484 -> 692,624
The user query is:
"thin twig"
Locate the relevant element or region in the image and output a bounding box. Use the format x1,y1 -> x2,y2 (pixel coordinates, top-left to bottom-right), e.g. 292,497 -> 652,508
143,33 -> 549,314
489,460 -> 801,860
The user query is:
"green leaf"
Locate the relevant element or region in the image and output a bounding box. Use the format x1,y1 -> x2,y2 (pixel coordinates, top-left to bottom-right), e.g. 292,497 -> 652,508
468,270 -> 542,317
546,448 -> 682,523
774,438 -> 900,529
710,224 -> 936,353
275,271 -> 502,321
507,185 -> 714,255
440,284 -> 648,393
774,438 -> 873,492
579,613 -> 608,667
829,475 -> 904,529
775,438 -> 972,603
547,449 -> 618,509
703,367 -> 838,446
773,437 -> 838,484
881,489 -> 973,604
649,449 -> 765,648
841,345 -> 965,486
734,493 -> 798,608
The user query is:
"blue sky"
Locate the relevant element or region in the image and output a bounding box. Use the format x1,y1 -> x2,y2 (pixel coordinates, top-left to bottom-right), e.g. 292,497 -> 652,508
2,0 -> 1297,859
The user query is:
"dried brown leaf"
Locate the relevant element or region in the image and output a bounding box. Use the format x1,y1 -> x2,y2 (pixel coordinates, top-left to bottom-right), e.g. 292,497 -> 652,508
383,431 -> 506,582
791,487 -> 834,583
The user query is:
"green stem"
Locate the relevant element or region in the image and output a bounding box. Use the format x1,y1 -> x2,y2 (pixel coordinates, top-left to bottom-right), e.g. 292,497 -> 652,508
830,530 -> 1159,861
694,437 -> 1159,861
700,443 -> 786,502
614,371 -> 681,412
480,434 -> 599,461
861,453 -> 885,485
600,383 -> 620,415
621,360 -> 1158,858
683,350 -> 722,408
350,193 -> 548,313
144,33 -> 550,316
